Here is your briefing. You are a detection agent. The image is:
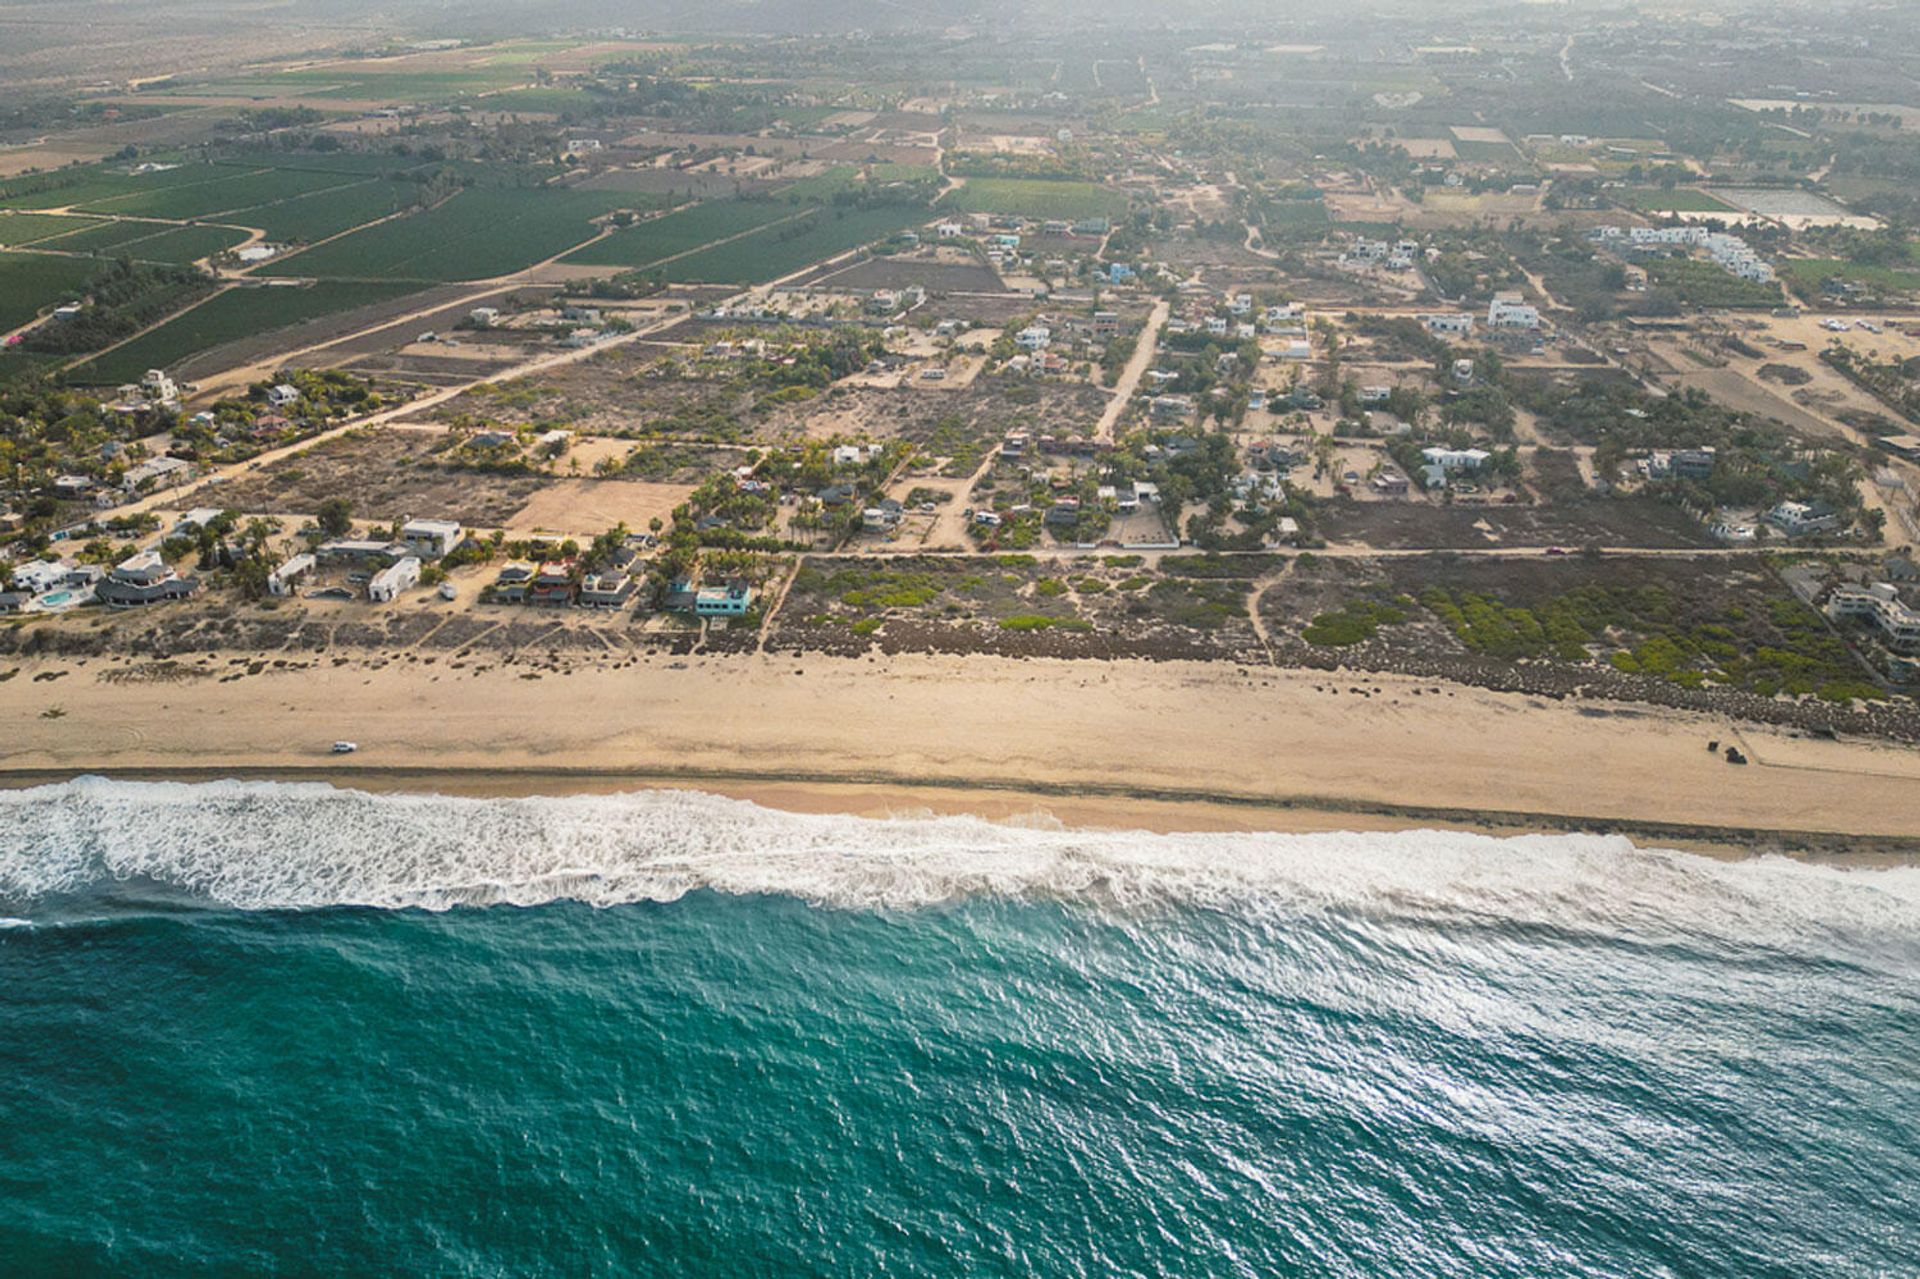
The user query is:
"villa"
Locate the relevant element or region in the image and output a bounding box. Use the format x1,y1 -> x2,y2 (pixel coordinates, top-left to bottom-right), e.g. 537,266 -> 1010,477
94,551 -> 199,608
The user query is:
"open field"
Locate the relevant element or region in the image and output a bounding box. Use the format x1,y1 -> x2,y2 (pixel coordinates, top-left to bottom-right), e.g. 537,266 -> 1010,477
508,478 -> 697,533
210,427 -> 550,526
940,179 -> 1130,221
68,281 -> 428,384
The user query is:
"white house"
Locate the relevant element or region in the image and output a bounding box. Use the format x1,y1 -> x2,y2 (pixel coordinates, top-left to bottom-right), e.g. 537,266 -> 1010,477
1422,446 -> 1492,471
368,556 -> 422,603
400,519 -> 463,558
1486,296 -> 1540,330
1827,582 -> 1920,652
1014,325 -> 1052,351
10,559 -> 69,594
1765,500 -> 1842,537
266,383 -> 301,409
1421,313 -> 1474,337
140,369 -> 179,404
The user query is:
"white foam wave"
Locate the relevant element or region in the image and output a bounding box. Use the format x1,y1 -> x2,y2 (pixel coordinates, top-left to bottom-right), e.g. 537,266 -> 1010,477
0,779 -> 1916,954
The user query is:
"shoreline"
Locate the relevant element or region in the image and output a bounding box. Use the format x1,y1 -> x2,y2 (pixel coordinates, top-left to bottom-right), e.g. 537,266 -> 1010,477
2,763 -> 1915,864
6,649 -> 1920,862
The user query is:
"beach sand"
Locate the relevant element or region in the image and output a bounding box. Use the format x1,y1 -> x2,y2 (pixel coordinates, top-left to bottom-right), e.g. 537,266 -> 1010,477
5,650 -> 1920,857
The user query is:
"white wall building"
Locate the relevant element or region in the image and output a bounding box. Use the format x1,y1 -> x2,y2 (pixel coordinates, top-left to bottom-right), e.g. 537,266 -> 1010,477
368,556 -> 422,603
1422,446 -> 1492,471
1827,582 -> 1920,652
1486,297 -> 1540,330
267,553 -> 315,596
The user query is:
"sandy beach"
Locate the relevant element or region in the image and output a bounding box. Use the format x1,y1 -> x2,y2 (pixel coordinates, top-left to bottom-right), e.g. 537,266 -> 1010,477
5,649 -> 1920,857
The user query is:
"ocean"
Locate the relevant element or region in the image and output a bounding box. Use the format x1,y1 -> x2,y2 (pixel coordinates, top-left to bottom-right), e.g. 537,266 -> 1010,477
1,780 -> 1916,1277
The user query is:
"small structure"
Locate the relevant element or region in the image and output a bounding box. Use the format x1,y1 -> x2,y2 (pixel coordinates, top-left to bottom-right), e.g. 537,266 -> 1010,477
267,553 -> 315,597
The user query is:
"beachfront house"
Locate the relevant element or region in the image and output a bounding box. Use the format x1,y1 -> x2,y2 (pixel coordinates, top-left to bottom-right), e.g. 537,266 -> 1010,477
94,550 -> 200,608
528,561 -> 577,608
578,570 -> 638,609
1827,582 -> 1920,653
693,579 -> 754,617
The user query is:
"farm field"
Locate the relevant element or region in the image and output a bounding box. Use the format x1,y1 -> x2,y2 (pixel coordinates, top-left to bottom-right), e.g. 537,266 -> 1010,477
39,219 -> 185,254
67,280 -> 428,384
1782,257 -> 1920,292
1450,139 -> 1525,162
656,203 -> 930,284
239,179 -> 424,243
0,212 -> 103,245
0,252 -> 98,331
113,224 -> 252,264
558,199 -> 796,269
0,160 -> 237,211
1621,188 -> 1737,213
258,187 -> 639,281
73,166 -> 357,220
940,179 -> 1130,220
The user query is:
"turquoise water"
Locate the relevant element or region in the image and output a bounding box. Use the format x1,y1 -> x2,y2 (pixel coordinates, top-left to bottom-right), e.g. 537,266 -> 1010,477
2,781 -> 1917,1276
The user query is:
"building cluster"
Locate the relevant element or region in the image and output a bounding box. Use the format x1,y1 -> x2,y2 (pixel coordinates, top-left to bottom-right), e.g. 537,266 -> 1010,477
0,549 -> 199,614
1590,225 -> 1776,283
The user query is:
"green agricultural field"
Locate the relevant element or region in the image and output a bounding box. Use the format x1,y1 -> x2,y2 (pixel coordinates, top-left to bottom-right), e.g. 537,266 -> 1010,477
1782,257 -> 1920,293
75,166 -> 357,220
0,160 -> 233,211
215,150 -> 436,177
112,225 -> 252,265
1621,188 -> 1737,213
47,220 -> 249,264
940,179 -> 1130,221
657,203 -> 929,284
558,199 -> 799,269
0,212 -> 103,245
476,87 -> 609,113
259,186 -> 636,281
1450,139 -> 1524,163
67,280 -> 425,384
239,179 -> 424,244
0,253 -> 98,331
41,219 -> 182,255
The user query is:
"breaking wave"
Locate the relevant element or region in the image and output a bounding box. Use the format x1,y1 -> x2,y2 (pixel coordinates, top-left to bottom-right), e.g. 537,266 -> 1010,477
1,778 -> 1916,953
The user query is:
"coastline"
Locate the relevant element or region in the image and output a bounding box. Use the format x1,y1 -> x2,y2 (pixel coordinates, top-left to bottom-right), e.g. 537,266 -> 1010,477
4,649 -> 1920,862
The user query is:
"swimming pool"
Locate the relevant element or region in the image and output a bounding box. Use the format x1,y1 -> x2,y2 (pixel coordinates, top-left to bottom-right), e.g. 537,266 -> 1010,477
36,590 -> 74,607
